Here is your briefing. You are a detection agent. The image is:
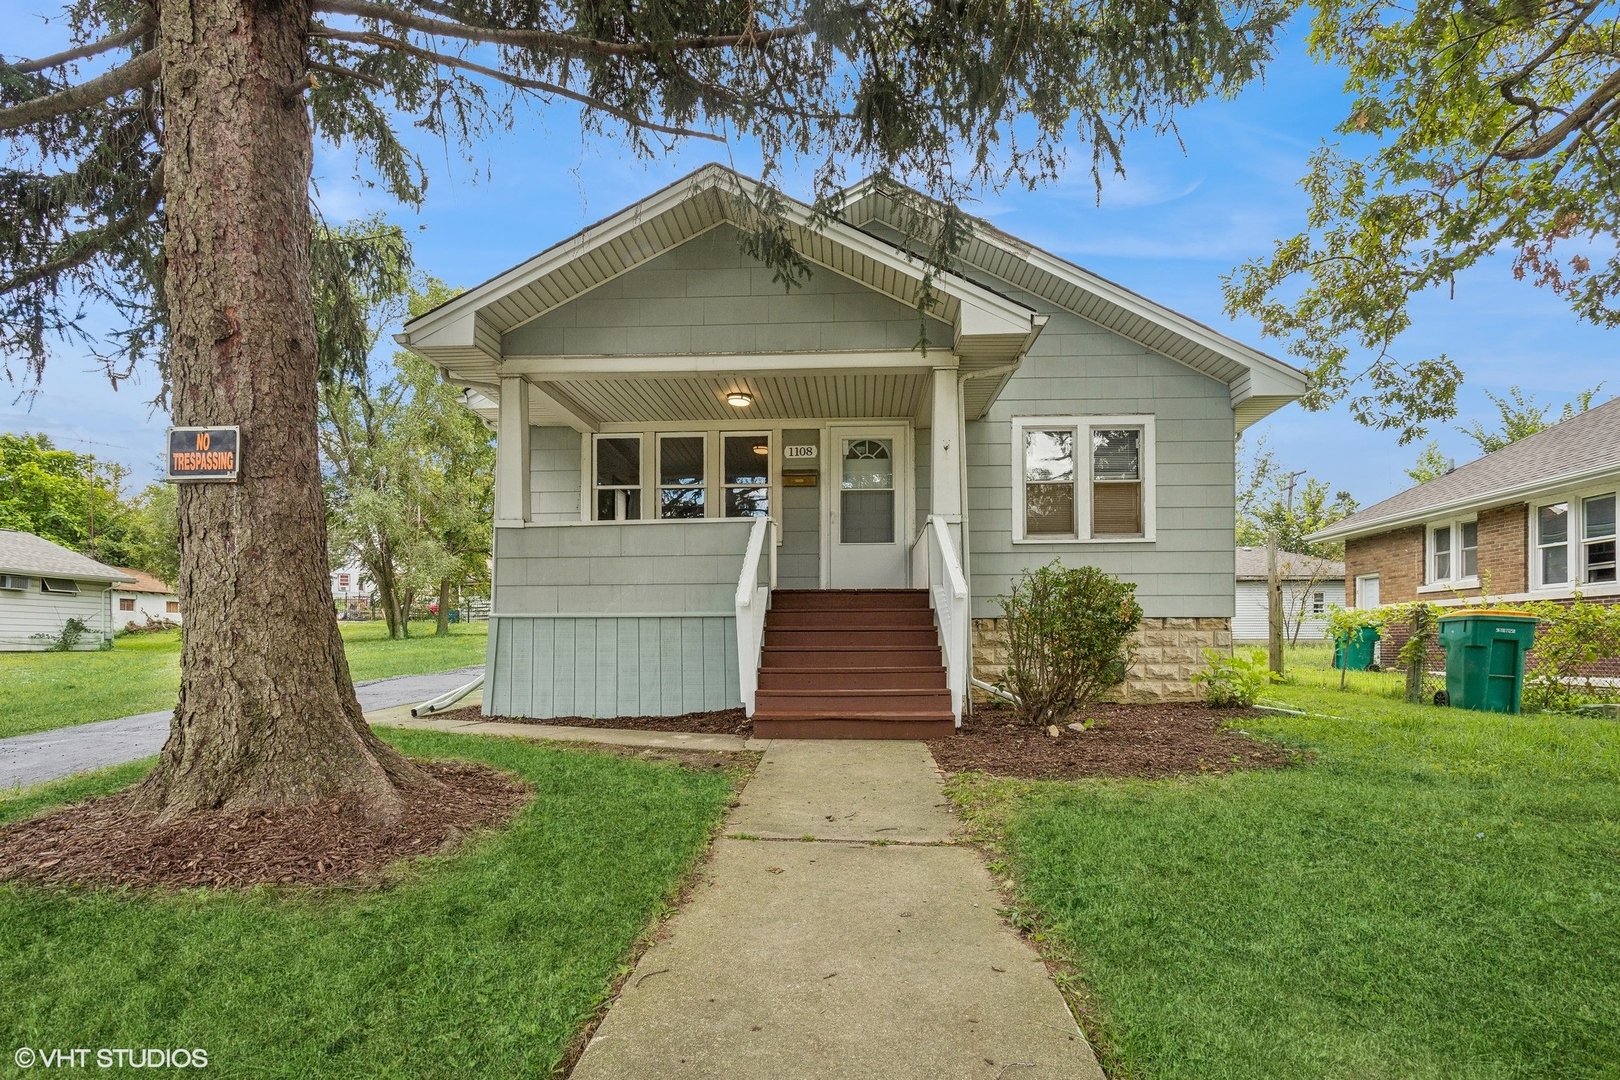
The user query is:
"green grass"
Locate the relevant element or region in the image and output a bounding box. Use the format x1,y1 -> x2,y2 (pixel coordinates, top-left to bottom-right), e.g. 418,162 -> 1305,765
1,729 -> 735,1077
0,621 -> 487,740
951,646 -> 1620,1080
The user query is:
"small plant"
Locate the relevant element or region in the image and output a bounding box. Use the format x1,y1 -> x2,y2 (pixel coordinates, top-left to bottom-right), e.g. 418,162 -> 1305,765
1192,648 -> 1275,706
997,561 -> 1143,728
42,617 -> 91,652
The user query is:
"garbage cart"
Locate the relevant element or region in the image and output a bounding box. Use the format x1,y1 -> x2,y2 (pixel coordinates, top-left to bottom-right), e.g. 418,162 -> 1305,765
1333,625 -> 1382,671
1437,610 -> 1540,714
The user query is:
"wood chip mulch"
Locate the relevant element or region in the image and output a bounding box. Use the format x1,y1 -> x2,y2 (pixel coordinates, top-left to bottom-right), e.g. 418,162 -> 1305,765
438,705 -> 751,736
928,702 -> 1302,780
0,761 -> 530,890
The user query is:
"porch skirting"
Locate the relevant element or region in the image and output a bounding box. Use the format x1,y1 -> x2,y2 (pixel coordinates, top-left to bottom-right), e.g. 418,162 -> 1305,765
971,617 -> 1233,705
486,615 -> 741,719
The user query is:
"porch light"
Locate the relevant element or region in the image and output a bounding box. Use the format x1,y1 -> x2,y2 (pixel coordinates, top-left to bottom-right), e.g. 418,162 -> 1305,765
726,391 -> 754,408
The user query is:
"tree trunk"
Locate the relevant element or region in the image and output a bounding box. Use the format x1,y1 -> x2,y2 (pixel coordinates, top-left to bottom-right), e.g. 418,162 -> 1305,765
135,0 -> 429,822
368,552 -> 402,639
435,578 -> 451,636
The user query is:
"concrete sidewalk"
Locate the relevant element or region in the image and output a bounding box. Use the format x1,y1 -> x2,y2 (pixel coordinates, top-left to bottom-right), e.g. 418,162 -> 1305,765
0,667 -> 484,791
570,740 -> 1105,1080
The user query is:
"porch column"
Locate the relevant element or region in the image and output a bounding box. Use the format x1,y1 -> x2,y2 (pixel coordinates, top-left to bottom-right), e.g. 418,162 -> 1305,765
930,366 -> 963,524
495,375 -> 532,527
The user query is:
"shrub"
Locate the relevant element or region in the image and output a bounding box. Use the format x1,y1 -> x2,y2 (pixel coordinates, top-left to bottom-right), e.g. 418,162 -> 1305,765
1192,648 -> 1274,706
998,562 -> 1143,727
1520,598 -> 1620,712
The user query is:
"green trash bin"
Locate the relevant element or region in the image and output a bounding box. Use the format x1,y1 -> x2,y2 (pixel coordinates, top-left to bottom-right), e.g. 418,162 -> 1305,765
1437,610 -> 1540,713
1333,625 -> 1381,671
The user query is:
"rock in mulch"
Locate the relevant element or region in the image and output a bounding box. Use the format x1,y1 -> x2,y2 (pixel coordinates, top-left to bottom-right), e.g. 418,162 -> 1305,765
929,702 -> 1300,780
0,761 -> 529,890
440,705 -> 751,736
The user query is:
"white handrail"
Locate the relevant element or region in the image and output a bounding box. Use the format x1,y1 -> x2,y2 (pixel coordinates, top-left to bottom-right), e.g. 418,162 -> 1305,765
917,515 -> 969,724
734,516 -> 777,716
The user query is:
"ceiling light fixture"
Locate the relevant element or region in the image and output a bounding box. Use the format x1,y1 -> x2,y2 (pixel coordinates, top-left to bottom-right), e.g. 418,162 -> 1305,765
726,391 -> 754,408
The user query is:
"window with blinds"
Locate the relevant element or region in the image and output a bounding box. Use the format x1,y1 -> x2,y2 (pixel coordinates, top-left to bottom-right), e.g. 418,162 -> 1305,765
1091,428 -> 1142,537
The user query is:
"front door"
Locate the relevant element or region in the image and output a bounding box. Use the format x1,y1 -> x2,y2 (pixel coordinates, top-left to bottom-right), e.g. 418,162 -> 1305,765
828,424 -> 909,588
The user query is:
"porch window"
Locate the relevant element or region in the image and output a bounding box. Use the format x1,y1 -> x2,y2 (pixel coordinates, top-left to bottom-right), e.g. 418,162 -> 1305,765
1091,428 -> 1143,537
723,434 -> 770,517
1585,494 -> 1617,583
594,435 -> 642,520
1537,502 -> 1569,585
657,434 -> 706,519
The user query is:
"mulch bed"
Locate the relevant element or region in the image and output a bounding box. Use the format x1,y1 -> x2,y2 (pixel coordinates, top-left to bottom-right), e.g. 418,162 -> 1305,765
439,705 -> 751,736
928,702 -> 1300,780
0,761 -> 530,890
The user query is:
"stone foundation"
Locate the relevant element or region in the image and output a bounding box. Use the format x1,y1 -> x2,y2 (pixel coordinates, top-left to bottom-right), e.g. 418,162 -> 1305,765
971,617 -> 1232,704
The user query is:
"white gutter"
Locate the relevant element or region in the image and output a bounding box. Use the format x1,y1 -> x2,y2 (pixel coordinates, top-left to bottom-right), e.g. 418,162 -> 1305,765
1308,459 -> 1620,544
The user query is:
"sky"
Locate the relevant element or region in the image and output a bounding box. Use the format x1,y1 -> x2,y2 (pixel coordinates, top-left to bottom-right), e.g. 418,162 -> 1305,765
6,12 -> 1617,509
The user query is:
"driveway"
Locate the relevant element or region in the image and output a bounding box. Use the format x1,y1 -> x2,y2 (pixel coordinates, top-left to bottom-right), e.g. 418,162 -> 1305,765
0,667 -> 484,791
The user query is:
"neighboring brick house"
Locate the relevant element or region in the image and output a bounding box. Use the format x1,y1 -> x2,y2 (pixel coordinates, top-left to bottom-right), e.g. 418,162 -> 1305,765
1308,397 -> 1620,670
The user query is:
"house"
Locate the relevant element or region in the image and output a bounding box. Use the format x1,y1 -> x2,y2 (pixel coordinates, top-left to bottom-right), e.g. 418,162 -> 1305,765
331,562 -> 373,616
111,568 -> 181,627
1309,396 -> 1620,610
397,165 -> 1306,735
0,531 -> 135,651
1232,547 -> 1346,643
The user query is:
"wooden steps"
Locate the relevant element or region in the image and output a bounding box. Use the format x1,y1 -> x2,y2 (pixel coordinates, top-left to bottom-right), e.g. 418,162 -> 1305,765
752,589 -> 955,740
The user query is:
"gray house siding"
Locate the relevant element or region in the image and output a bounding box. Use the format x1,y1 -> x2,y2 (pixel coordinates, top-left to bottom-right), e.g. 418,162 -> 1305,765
965,302 -> 1236,620
777,428 -> 820,588
500,224 -> 953,358
487,519 -> 754,717
530,426 -> 582,522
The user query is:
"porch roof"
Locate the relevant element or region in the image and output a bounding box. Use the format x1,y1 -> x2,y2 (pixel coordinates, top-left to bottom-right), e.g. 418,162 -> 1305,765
396,165 -> 1045,427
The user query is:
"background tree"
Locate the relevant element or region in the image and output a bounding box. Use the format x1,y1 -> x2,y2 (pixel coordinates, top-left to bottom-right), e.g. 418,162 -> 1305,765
1459,383 -> 1608,454
2,0 -> 1295,820
1224,0 -> 1620,444
1405,441 -> 1452,486
1236,436 -> 1359,558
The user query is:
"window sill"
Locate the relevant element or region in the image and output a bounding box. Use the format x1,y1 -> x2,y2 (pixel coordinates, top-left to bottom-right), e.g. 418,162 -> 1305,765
1416,578 -> 1479,594
1012,536 -> 1155,545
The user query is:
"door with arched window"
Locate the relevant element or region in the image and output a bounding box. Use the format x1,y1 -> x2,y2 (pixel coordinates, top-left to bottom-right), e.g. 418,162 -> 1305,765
827,424 -> 909,588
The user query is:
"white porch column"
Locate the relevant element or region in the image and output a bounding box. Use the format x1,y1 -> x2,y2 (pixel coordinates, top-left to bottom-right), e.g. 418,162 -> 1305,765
495,376 -> 532,527
930,366 -> 963,524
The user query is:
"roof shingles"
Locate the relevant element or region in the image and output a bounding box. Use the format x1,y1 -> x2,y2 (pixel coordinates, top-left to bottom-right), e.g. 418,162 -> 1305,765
0,531 -> 137,583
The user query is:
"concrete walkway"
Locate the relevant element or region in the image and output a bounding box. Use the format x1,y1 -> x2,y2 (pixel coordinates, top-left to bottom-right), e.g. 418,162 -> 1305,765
570,740 -> 1105,1080
0,667 -> 484,791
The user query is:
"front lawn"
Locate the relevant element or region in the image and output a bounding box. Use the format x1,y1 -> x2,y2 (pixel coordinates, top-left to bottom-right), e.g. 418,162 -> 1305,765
1,729 -> 735,1076
952,650 -> 1620,1079
0,620 -> 488,740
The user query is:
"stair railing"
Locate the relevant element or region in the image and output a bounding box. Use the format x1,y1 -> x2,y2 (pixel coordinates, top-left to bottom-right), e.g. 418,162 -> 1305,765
910,514 -> 969,723
734,515 -> 777,717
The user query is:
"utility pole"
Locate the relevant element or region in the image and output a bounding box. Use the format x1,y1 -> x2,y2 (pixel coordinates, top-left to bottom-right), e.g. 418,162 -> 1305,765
1267,526 -> 1284,676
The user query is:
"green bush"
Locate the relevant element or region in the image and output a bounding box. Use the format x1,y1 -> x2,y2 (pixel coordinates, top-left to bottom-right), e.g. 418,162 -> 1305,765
998,561 -> 1143,727
1520,598 -> 1620,712
1192,647 -> 1274,706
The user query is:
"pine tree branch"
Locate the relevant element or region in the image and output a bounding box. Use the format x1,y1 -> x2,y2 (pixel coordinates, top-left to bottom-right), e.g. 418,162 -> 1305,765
308,60 -> 387,90
311,26 -> 725,140
313,0 -> 810,58
0,49 -> 160,131
9,14 -> 157,74
1,165 -> 163,295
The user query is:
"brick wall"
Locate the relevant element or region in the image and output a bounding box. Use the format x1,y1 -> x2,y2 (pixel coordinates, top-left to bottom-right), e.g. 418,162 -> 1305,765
1476,502 -> 1528,594
1345,525 -> 1424,606
973,616 -> 1231,704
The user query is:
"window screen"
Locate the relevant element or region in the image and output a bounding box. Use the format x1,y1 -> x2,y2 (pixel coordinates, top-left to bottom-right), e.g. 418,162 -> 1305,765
1432,525 -> 1452,582
1023,429 -> 1075,536
1538,503 -> 1569,584
41,578 -> 79,595
1585,494 -> 1617,583
1459,520 -> 1478,578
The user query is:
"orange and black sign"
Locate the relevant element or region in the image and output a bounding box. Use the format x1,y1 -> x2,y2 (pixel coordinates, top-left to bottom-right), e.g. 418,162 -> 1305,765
166,426 -> 240,482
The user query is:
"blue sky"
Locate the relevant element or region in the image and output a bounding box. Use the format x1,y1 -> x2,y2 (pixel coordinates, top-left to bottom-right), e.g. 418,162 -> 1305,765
6,12 -> 1616,507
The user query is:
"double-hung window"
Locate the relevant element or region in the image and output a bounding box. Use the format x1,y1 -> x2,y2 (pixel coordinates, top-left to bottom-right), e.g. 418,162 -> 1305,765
723,433 -> 770,517
657,434 -> 706,519
1584,494 -> 1617,583
1013,416 -> 1154,542
594,435 -> 642,520
1426,518 -> 1478,585
1537,502 -> 1571,585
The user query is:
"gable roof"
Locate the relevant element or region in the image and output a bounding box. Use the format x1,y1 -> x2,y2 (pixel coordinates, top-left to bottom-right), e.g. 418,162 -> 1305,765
1234,546 -> 1345,581
1311,396 -> 1620,543
111,567 -> 175,594
0,531 -> 137,583
399,164 -> 1304,429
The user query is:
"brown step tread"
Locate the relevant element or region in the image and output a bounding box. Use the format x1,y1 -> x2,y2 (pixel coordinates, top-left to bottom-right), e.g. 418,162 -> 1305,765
761,647 -> 944,667
757,666 -> 948,690
766,609 -> 937,628
752,717 -> 955,740
764,629 -> 940,647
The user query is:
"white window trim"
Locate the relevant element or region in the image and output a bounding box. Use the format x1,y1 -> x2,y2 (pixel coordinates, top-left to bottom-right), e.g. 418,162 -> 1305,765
1530,482 -> 1620,592
1011,414 -> 1156,544
1417,515 -> 1479,592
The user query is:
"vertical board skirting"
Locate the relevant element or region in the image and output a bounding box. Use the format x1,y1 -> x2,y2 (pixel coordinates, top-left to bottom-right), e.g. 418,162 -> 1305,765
485,614 -> 743,718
